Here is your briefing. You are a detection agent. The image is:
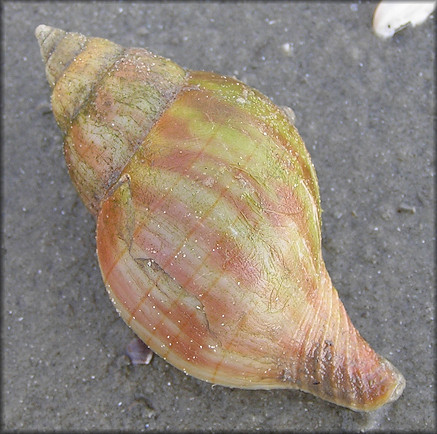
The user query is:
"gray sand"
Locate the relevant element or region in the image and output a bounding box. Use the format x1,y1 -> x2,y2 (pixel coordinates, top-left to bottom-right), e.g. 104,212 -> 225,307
3,2 -> 435,431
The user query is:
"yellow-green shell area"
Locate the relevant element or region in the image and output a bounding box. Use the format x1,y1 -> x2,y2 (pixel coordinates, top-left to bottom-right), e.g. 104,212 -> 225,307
37,26 -> 405,412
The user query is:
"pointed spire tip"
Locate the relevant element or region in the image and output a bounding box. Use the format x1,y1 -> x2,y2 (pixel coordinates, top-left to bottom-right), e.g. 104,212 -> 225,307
35,25 -> 54,47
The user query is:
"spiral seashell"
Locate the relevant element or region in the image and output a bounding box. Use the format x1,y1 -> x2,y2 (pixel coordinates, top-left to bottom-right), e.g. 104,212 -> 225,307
35,25 -> 405,411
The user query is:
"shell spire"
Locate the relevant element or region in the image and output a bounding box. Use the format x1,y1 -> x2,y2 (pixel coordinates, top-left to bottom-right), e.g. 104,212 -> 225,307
35,25 -> 187,215
36,26 -> 406,411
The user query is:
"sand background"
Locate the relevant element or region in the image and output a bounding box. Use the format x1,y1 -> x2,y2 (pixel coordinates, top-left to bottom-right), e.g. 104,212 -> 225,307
3,2 -> 435,431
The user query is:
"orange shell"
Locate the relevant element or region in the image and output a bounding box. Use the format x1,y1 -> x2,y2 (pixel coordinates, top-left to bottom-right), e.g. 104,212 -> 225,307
36,25 -> 405,412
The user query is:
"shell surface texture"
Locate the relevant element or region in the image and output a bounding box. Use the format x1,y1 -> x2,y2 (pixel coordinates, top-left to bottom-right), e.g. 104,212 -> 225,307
36,25 -> 405,412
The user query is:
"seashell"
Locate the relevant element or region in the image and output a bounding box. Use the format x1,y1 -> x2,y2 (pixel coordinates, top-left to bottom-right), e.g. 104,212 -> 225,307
373,1 -> 436,39
35,25 -> 405,412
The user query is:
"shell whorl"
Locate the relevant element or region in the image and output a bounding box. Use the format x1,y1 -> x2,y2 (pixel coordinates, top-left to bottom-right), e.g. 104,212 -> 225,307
36,25 -> 87,89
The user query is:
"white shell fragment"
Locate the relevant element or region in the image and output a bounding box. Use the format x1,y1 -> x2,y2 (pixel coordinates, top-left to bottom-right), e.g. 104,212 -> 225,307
373,1 -> 436,39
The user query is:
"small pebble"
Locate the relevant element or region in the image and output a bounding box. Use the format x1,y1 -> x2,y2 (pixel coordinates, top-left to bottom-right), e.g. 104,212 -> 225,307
126,337 -> 154,365
397,203 -> 416,214
281,42 -> 294,57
